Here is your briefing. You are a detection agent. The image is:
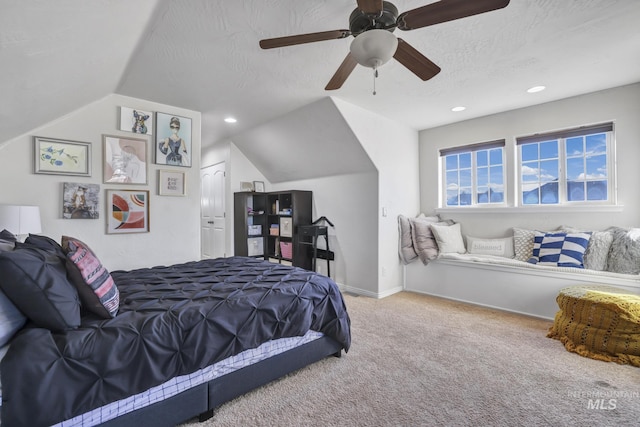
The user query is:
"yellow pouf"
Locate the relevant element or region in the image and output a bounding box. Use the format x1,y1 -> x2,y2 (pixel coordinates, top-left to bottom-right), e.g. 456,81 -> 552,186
547,285 -> 640,367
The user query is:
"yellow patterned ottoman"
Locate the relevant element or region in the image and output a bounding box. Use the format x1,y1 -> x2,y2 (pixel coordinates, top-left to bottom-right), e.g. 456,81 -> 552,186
547,285 -> 640,367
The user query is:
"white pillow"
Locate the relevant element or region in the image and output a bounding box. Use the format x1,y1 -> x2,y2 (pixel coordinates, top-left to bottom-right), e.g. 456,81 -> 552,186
430,222 -> 466,254
466,236 -> 515,258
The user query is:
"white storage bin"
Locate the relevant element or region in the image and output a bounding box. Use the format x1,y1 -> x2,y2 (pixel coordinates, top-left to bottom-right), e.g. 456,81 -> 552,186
248,225 -> 262,236
247,237 -> 264,256
279,217 -> 292,238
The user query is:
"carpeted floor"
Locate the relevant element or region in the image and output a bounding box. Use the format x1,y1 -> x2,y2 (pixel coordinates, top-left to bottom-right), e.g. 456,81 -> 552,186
181,292 -> 640,426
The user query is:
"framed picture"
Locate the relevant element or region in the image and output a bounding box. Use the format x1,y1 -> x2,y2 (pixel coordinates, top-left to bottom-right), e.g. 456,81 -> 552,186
253,181 -> 265,192
240,181 -> 253,192
106,189 -> 149,234
103,135 -> 148,184
34,137 -> 91,176
158,170 -> 186,196
155,112 -> 192,167
63,182 -> 100,219
119,107 -> 153,135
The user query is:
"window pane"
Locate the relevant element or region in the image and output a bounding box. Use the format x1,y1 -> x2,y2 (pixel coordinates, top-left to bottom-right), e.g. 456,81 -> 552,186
587,181 -> 607,200
490,165 -> 504,185
523,188 -> 539,205
566,157 -> 584,181
446,190 -> 459,206
521,143 -> 538,162
445,155 -> 458,171
586,154 -> 607,178
540,182 -> 559,204
566,137 -> 584,157
586,133 -> 607,155
446,171 -> 458,186
477,151 -> 487,167
490,187 -> 504,203
540,141 -> 558,159
521,161 -> 538,181
460,169 -> 472,187
459,189 -> 472,206
477,167 -> 488,186
459,153 -> 471,169
477,187 -> 488,203
489,148 -> 502,165
540,159 -> 558,182
567,181 -> 585,201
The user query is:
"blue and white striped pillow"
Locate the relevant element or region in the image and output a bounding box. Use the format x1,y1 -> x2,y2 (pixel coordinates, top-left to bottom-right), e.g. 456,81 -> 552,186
529,232 -> 591,268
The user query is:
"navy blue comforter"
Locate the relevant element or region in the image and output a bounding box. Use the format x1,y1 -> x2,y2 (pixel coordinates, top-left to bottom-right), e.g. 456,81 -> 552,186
1,257 -> 351,426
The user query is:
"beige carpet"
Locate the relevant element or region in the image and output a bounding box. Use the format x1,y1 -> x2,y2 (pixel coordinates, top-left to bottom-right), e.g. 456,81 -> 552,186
181,292 -> 640,426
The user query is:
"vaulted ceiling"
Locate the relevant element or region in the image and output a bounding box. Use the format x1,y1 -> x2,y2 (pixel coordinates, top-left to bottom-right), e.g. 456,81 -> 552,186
2,1 -> 639,147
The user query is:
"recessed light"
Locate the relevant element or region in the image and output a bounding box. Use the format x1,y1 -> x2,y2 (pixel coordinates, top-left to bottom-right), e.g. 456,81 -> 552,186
527,86 -> 546,93
451,106 -> 466,112
224,117 -> 237,123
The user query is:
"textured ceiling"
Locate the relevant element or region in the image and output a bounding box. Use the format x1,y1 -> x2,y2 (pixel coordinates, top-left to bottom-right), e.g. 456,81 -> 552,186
2,0 -> 640,147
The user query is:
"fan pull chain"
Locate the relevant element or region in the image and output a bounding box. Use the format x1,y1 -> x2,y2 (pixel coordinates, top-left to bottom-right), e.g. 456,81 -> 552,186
372,66 -> 379,95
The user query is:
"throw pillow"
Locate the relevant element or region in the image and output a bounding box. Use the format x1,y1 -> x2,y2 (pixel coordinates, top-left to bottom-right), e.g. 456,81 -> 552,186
559,227 -> 613,271
24,234 -> 66,259
0,289 -> 27,347
529,231 -> 591,268
409,218 -> 453,264
62,236 -> 119,318
0,245 -> 81,330
397,215 -> 418,264
605,227 -> 640,274
466,236 -> 515,258
0,229 -> 17,253
430,222 -> 466,254
513,228 -> 537,262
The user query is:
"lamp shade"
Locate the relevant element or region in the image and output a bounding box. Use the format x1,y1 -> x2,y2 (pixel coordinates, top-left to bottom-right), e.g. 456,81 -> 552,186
349,29 -> 398,69
0,205 -> 42,235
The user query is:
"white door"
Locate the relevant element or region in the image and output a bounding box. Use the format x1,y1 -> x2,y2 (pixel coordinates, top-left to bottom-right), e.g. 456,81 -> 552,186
201,162 -> 226,259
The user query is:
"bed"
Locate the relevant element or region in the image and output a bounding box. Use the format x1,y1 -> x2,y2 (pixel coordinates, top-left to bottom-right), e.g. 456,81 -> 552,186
0,233 -> 351,427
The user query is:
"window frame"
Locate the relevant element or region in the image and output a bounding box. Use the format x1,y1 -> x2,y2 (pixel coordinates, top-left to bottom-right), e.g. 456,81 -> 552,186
516,122 -> 615,207
439,139 -> 506,208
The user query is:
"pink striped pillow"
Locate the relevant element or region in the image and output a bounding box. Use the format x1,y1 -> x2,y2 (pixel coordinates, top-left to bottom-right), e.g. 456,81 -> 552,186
62,236 -> 119,318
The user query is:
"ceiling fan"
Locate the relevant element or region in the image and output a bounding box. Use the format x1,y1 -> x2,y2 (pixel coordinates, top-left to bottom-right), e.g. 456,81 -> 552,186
259,0 -> 510,91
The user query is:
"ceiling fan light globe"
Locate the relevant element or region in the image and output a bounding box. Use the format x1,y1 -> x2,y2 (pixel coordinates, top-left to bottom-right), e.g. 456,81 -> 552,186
349,29 -> 398,68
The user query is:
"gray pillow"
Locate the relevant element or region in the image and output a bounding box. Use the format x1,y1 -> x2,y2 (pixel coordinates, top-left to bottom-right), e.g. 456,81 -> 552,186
559,227 -> 613,271
410,218 -> 454,264
606,227 -> 640,274
398,215 -> 418,264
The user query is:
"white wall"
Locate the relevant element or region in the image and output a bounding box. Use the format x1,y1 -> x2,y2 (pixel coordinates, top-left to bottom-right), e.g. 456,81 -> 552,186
271,172 -> 379,296
332,98 -> 420,297
419,83 -> 640,236
202,99 -> 420,298
0,94 -> 202,271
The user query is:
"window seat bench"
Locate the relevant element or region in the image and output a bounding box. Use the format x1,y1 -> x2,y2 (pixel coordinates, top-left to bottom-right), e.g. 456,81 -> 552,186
402,253 -> 640,320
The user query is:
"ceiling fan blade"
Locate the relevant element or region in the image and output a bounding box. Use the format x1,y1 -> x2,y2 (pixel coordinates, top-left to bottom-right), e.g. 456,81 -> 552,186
393,38 -> 441,81
356,0 -> 384,15
397,0 -> 510,31
325,53 -> 358,90
259,29 -> 350,49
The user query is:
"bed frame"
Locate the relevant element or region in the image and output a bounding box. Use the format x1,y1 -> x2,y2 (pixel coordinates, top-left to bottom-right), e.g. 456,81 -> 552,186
100,336 -> 343,426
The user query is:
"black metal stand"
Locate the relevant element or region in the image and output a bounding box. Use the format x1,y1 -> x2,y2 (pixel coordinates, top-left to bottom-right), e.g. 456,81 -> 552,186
299,217 -> 335,276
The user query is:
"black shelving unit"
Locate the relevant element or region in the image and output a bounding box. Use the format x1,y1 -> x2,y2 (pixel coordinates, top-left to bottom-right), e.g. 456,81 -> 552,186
234,190 -> 312,269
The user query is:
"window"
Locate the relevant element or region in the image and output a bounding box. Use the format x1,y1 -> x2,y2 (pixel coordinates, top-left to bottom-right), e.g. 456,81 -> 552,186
517,123 -> 613,206
440,140 -> 505,207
